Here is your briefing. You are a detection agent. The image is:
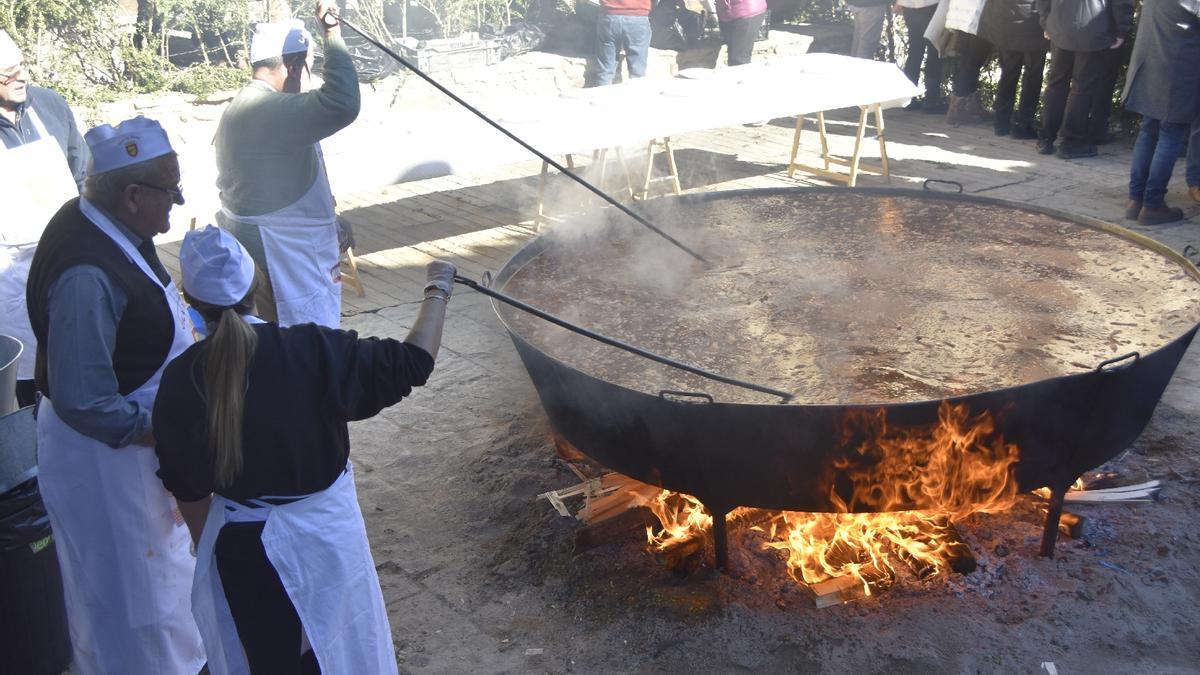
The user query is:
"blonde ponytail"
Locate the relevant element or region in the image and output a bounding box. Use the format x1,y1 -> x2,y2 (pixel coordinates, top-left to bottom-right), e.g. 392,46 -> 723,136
203,308 -> 258,487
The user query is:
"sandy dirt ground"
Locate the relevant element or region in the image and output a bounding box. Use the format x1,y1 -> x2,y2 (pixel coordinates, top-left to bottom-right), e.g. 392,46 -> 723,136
342,281 -> 1200,674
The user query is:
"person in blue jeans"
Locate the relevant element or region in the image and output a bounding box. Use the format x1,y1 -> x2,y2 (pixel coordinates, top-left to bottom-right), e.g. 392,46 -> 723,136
1120,0 -> 1200,225
1186,123 -> 1200,204
595,0 -> 653,85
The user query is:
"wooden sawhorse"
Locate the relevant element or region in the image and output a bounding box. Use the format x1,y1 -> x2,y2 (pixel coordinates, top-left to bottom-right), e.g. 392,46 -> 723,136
787,104 -> 891,187
533,139 -> 683,230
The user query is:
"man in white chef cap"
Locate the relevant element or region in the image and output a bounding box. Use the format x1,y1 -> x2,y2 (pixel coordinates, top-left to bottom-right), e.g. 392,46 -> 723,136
214,0 -> 359,329
26,115 -> 205,673
0,28 -> 89,407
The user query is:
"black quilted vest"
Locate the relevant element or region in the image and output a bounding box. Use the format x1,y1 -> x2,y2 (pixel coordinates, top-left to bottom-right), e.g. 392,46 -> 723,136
26,199 -> 174,398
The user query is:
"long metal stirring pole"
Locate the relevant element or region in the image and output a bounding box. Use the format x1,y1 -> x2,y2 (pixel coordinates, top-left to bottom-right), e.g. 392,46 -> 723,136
455,275 -> 794,402
329,12 -> 712,267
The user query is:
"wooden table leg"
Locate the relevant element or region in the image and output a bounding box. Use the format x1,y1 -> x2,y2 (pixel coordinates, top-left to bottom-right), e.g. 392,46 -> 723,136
640,140 -> 656,200
597,148 -> 609,193
342,246 -> 365,298
663,137 -> 682,195
873,104 -> 891,184
817,112 -> 832,171
787,115 -> 805,178
846,106 -> 870,188
535,159 -> 550,230
615,146 -> 636,200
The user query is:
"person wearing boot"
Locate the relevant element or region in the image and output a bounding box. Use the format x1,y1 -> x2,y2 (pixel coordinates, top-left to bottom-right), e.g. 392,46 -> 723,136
1085,35 -> 1129,145
847,0 -> 892,60
945,29 -> 994,126
1121,0 -> 1200,226
1186,122 -> 1200,204
977,0 -> 1049,138
1034,0 -> 1133,159
896,0 -> 948,113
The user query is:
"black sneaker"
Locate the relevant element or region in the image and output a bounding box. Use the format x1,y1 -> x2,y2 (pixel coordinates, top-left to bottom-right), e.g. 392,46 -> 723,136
1035,139 -> 1055,155
904,99 -> 924,112
994,125 -> 1011,137
1057,143 -> 1098,159
1011,124 -> 1038,140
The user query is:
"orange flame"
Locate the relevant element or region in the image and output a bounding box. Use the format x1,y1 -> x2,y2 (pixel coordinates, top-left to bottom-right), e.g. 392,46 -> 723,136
642,402 -> 1020,595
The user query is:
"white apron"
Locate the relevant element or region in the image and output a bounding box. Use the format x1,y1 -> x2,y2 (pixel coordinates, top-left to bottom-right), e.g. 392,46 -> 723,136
0,106 -> 80,380
192,463 -> 396,675
221,146 -> 342,329
37,199 -> 204,675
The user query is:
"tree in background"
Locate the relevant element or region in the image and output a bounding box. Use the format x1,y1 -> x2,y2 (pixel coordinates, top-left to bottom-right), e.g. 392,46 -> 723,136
1,0 -> 250,103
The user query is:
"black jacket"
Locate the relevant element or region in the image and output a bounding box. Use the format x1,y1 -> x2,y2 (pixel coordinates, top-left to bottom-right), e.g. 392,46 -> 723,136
1035,0 -> 1134,51
979,0 -> 1051,52
1122,0 -> 1200,123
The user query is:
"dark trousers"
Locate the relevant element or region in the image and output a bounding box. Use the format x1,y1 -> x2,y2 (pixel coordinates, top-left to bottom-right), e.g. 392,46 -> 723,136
15,380 -> 36,408
1129,117 -> 1190,208
994,49 -> 1046,130
951,32 -> 993,96
1039,46 -> 1117,146
1188,121 -> 1200,187
901,5 -> 942,100
215,523 -> 321,675
1088,41 -> 1124,142
719,11 -> 766,66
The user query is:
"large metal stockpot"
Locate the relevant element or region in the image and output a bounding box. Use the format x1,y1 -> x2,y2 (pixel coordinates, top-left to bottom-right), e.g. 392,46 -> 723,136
489,187 -> 1200,557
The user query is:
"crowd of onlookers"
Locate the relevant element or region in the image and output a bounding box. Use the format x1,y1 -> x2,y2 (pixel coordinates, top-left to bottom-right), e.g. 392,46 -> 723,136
588,0 -> 1199,226
859,0 -> 1199,225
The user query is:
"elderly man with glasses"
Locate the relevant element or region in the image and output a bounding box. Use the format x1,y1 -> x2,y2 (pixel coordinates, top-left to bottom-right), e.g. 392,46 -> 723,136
0,29 -> 89,406
25,116 -> 206,674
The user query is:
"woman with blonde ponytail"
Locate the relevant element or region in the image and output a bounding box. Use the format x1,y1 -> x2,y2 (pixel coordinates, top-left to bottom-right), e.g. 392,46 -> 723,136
153,225 -> 452,675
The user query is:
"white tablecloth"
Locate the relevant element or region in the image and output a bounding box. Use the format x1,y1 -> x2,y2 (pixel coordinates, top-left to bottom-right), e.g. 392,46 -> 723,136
323,53 -> 921,190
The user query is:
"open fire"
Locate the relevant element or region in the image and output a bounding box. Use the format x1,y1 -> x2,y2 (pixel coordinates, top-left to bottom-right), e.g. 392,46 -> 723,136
640,402 -> 1022,596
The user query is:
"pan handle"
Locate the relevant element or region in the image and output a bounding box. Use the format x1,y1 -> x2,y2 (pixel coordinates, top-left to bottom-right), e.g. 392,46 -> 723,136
1096,351 -> 1139,372
923,179 -> 964,193
659,390 -> 715,404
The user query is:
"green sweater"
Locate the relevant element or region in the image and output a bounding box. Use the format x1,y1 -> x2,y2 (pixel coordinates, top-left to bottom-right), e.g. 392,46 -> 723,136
215,37 -> 360,267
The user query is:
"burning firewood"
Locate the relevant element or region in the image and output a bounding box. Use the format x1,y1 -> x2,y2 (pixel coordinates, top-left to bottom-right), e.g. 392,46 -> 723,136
539,470 -> 668,551
806,575 -> 871,609
576,477 -> 662,524
1058,512 -> 1085,539
1063,479 -> 1160,503
574,506 -> 656,552
655,536 -> 705,573
1035,480 -> 1161,504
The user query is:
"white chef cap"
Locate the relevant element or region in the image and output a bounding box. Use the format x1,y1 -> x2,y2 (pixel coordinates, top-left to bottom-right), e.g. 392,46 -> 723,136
85,116 -> 175,176
181,225 -> 257,307
0,30 -> 21,69
249,19 -> 312,64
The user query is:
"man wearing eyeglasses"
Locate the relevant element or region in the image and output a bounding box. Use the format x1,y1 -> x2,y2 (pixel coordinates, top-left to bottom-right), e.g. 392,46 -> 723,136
214,0 -> 358,329
25,116 -> 205,673
0,29 -> 89,407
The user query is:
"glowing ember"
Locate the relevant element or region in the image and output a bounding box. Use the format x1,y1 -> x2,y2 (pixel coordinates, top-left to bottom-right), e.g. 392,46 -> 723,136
641,402 -> 1021,595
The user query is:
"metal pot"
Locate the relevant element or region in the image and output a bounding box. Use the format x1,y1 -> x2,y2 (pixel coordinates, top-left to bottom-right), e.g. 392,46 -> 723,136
490,188 -> 1200,559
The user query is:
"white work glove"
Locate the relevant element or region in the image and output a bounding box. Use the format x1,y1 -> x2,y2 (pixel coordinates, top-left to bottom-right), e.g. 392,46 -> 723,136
317,0 -> 340,36
424,260 -> 456,301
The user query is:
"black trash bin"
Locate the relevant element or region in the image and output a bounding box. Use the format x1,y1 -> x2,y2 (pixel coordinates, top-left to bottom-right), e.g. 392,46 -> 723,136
0,404 -> 72,675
